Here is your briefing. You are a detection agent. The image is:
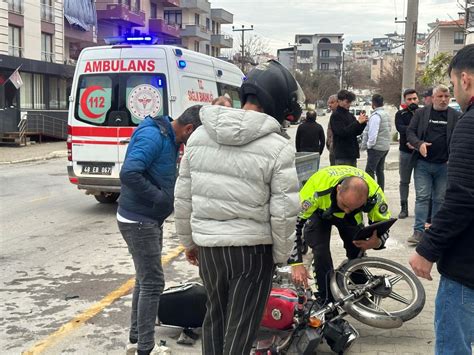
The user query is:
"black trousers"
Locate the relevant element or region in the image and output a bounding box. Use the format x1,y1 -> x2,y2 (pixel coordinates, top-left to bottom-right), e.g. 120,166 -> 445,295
304,214 -> 363,301
199,245 -> 274,355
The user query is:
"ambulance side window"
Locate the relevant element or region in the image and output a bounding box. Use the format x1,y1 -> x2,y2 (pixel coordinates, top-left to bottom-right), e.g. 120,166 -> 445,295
125,74 -> 167,125
217,83 -> 240,108
75,75 -> 113,125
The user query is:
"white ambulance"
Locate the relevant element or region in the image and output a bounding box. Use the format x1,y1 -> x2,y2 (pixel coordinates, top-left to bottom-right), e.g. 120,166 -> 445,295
67,42 -> 244,203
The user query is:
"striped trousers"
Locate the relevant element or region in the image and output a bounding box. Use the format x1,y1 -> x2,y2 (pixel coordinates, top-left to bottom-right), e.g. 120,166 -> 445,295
198,245 -> 274,355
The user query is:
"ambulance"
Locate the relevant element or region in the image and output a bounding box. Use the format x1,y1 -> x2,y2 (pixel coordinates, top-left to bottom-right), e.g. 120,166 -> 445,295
67,39 -> 244,203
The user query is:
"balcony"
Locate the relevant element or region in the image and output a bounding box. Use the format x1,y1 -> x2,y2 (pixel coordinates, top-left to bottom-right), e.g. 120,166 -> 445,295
179,0 -> 210,14
65,23 -> 97,45
149,18 -> 180,39
159,0 -> 180,7
41,52 -> 55,63
8,0 -> 23,14
211,9 -> 233,24
317,42 -> 343,52
96,2 -> 145,27
211,33 -> 233,48
41,3 -> 54,22
181,24 -> 211,41
318,55 -> 342,64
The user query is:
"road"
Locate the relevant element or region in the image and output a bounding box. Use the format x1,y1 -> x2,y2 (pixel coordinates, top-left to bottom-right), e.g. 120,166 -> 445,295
0,121 -> 439,354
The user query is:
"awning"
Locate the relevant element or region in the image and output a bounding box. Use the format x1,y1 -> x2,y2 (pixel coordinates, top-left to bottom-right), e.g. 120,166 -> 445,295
64,0 -> 97,31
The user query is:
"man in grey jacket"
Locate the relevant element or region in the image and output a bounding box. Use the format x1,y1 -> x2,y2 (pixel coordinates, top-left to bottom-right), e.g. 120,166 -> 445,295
406,85 -> 461,244
362,94 -> 391,190
174,60 -> 302,355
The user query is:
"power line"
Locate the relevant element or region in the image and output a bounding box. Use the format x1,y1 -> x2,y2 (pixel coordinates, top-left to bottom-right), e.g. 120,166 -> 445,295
232,25 -> 254,71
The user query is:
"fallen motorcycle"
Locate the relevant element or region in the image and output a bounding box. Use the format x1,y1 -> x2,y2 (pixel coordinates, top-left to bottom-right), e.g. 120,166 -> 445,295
254,256 -> 425,354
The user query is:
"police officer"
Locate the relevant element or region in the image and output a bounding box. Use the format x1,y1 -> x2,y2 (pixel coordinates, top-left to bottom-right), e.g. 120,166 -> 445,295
289,165 -> 392,300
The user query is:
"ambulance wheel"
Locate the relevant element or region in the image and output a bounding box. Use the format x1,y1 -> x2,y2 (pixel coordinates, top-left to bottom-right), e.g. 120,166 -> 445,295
94,192 -> 120,204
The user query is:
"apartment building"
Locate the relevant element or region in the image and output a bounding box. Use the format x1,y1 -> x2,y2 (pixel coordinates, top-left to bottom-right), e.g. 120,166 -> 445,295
465,0 -> 473,45
425,18 -> 465,64
0,0 -> 98,132
164,0 -> 233,57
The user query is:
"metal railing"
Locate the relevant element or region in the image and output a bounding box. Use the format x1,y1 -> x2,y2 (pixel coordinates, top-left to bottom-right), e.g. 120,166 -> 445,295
41,52 -> 55,62
8,0 -> 23,14
17,113 -> 28,146
41,3 -> 54,22
26,114 -> 68,140
8,46 -> 23,58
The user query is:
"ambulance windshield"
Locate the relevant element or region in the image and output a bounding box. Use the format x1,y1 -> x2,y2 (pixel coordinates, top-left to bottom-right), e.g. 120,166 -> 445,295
74,73 -> 168,126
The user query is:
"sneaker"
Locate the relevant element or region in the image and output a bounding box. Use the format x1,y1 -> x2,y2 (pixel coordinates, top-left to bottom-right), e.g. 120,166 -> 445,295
135,344 -> 171,355
126,340 -> 138,354
407,230 -> 423,245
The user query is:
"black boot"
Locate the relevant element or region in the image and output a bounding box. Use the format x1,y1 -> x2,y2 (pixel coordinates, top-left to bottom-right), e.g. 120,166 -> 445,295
398,201 -> 408,219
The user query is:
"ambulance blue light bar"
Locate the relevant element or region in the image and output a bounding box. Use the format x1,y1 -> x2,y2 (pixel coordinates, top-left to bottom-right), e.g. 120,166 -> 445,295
125,36 -> 154,44
177,60 -> 187,69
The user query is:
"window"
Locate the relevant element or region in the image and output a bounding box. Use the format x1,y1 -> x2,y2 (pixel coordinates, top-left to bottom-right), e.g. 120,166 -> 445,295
48,77 -> 67,109
212,20 -> 217,34
194,41 -> 200,52
8,26 -> 22,57
75,73 -> 168,126
454,31 -> 464,45
195,13 -> 200,25
41,0 -> 53,22
205,44 -> 210,55
20,73 -> 33,109
206,18 -> 210,31
298,50 -> 312,58
41,33 -> 54,62
164,10 -> 182,27
7,0 -> 23,14
321,50 -> 330,57
150,3 -> 157,19
320,63 -> 329,70
217,83 -> 240,108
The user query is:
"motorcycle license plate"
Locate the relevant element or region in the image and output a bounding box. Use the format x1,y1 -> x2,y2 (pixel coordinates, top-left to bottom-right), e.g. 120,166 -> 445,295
80,163 -> 114,175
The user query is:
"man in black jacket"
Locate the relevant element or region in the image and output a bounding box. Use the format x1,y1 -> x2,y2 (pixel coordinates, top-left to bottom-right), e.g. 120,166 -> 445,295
409,44 -> 474,355
329,90 -> 368,167
406,85 -> 461,245
295,110 -> 325,154
395,89 -> 419,218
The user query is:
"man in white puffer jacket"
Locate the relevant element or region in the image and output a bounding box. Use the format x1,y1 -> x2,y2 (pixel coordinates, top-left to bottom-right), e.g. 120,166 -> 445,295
174,60 -> 303,355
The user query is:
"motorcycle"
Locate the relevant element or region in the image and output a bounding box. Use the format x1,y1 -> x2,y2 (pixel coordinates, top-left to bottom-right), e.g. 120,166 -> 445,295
254,255 -> 426,354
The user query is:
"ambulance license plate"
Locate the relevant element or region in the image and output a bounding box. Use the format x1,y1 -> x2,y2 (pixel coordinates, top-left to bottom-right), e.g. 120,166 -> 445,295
81,163 -> 114,175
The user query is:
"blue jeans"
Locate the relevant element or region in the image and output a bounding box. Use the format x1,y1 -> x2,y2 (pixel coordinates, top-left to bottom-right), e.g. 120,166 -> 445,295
435,276 -> 474,354
413,160 -> 447,232
118,221 -> 164,352
399,151 -> 415,202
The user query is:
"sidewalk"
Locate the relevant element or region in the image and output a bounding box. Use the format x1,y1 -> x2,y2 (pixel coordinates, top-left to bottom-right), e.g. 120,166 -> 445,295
0,141 -> 67,164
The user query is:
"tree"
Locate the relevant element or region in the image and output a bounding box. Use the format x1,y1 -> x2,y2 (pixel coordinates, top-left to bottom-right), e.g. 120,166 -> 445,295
421,52 -> 453,86
342,60 -> 373,90
295,70 -> 340,107
222,34 -> 271,73
375,57 -> 403,107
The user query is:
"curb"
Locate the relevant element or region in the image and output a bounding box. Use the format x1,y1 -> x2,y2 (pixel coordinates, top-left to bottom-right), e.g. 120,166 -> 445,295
0,151 -> 68,165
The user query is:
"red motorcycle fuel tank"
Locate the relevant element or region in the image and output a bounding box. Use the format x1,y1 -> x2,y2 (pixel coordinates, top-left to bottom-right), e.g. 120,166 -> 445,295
261,288 -> 297,330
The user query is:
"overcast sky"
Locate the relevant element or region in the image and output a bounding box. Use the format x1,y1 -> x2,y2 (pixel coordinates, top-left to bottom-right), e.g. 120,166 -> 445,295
211,0 -> 461,54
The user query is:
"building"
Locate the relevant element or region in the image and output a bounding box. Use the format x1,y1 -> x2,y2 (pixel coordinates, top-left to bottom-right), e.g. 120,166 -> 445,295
0,0 -> 95,138
164,0 -> 233,57
370,53 -> 402,83
278,33 -> 343,79
466,0 -> 474,45
425,18 -> 465,64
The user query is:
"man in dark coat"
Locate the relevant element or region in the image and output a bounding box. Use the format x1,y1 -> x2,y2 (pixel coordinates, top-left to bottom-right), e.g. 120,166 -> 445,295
329,90 -> 368,167
410,43 -> 474,355
295,110 -> 325,155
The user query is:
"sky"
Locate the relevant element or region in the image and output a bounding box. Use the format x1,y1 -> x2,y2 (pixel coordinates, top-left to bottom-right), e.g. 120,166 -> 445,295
210,0 -> 462,55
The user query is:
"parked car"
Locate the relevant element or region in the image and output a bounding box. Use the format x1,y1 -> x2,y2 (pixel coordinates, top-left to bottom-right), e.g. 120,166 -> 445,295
448,98 -> 461,112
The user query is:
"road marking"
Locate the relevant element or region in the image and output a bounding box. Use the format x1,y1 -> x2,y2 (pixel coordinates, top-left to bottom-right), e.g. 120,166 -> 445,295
29,196 -> 49,203
22,245 -> 185,355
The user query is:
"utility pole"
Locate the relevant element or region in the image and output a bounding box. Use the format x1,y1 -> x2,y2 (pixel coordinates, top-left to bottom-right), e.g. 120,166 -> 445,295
232,25 -> 254,72
288,42 -> 301,77
401,0 -> 419,101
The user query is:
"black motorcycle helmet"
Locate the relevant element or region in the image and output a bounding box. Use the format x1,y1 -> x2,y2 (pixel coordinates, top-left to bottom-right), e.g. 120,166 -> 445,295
239,60 -> 305,124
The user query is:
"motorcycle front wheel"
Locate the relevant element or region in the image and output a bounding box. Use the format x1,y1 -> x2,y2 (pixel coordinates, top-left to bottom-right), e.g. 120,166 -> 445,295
330,257 -> 425,327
